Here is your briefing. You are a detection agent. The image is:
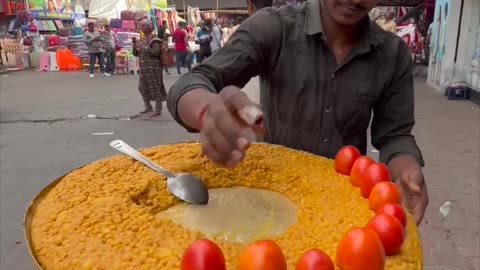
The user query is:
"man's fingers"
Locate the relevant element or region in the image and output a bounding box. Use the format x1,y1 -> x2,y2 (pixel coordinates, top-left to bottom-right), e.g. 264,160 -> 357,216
412,202 -> 425,225
198,86 -> 263,168
220,87 -> 262,126
408,170 -> 424,195
407,180 -> 422,195
200,134 -> 222,164
237,105 -> 263,126
203,116 -> 234,157
221,86 -> 252,110
252,119 -> 266,135
399,174 -> 422,195
201,106 -> 248,166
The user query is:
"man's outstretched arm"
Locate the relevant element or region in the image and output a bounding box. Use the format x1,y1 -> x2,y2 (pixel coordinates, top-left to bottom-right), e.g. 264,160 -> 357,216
167,9 -> 282,132
371,40 -> 428,225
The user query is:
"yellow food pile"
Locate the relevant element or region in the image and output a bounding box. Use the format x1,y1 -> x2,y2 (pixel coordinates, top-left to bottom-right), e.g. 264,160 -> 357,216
29,143 -> 422,270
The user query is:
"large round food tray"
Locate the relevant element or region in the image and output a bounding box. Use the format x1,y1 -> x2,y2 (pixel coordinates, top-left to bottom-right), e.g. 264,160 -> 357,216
24,142 -> 423,270
24,170 -> 78,270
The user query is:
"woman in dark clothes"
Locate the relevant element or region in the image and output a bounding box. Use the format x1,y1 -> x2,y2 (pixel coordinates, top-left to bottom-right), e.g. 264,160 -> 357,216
132,19 -> 167,117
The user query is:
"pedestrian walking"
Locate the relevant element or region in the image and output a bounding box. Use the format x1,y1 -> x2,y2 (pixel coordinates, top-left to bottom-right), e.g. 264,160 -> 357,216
102,24 -> 117,74
210,20 -> 222,54
168,0 -> 429,225
132,20 -> 167,117
173,21 -> 191,76
84,22 -> 110,78
196,20 -> 212,63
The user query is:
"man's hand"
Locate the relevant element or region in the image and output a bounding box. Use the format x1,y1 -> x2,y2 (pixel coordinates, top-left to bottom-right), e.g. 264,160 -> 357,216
200,86 -> 265,167
388,155 -> 429,225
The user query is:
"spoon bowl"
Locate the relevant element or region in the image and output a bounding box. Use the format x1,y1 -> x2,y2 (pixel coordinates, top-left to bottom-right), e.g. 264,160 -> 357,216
110,140 -> 209,205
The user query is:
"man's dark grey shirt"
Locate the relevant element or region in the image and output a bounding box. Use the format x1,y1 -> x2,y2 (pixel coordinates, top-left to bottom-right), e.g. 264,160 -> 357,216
167,0 -> 424,165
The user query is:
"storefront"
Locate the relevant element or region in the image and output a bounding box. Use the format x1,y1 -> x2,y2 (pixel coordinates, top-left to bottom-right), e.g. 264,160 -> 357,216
457,0 -> 480,104
427,0 -> 480,105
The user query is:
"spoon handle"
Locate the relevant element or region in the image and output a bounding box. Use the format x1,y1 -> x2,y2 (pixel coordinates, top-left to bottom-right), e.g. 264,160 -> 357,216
110,140 -> 176,178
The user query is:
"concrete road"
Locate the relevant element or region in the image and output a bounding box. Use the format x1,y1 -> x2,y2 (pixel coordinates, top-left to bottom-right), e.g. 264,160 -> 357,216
0,71 -> 479,270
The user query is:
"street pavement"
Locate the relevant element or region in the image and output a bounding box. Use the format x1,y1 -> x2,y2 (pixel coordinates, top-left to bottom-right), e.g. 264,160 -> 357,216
0,70 -> 479,270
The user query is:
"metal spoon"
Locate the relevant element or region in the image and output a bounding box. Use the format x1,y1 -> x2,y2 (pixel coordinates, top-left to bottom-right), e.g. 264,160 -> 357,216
110,140 -> 209,205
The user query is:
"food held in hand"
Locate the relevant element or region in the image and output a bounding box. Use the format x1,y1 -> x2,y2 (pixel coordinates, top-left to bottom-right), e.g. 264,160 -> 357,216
377,203 -> 408,228
336,227 -> 386,270
350,156 -> 375,187
27,143 -> 421,270
296,249 -> 334,270
367,214 -> 406,256
334,146 -> 361,175
369,182 -> 401,211
181,239 -> 226,270
361,163 -> 392,198
238,240 -> 287,270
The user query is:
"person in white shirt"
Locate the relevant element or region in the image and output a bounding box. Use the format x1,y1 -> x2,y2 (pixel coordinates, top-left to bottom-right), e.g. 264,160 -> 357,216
210,20 -> 222,53
102,24 -> 117,74
226,17 -> 243,42
379,11 -> 397,33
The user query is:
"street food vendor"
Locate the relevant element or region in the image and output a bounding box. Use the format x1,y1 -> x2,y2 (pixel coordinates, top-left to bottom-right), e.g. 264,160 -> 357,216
167,0 -> 429,224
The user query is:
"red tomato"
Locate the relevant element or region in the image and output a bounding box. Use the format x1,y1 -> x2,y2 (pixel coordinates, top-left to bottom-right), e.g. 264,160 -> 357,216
377,203 -> 408,228
296,249 -> 334,270
335,146 -> 361,176
349,156 -> 375,187
360,163 -> 391,198
238,240 -> 287,270
367,214 -> 406,256
336,228 -> 385,270
369,181 -> 401,211
181,239 -> 226,270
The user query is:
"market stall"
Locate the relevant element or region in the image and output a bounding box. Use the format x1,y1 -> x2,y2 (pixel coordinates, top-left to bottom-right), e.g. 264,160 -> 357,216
2,1 -> 88,70
371,0 -> 432,64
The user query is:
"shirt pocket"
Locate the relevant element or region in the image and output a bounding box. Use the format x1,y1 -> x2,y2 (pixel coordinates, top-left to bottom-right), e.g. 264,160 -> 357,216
335,93 -> 380,136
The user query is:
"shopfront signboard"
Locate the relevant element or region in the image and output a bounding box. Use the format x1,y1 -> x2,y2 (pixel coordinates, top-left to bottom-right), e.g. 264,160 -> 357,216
428,0 -> 451,85
378,0 -> 423,6
4,0 -> 27,15
27,0 -> 86,19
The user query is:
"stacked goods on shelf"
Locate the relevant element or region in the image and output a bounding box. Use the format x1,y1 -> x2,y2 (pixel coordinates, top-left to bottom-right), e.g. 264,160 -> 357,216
110,19 -> 122,29
116,32 -> 140,51
67,35 -> 89,61
120,10 -> 137,31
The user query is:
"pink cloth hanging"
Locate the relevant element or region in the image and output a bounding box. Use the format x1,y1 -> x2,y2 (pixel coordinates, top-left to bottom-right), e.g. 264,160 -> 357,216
172,10 -> 178,30
156,10 -> 163,27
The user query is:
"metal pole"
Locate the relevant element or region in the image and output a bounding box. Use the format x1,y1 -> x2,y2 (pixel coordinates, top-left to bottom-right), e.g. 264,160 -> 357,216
183,0 -> 186,19
216,0 -> 219,18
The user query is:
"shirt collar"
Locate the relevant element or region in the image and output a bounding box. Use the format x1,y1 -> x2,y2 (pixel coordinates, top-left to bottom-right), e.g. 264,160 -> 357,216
304,0 -> 383,47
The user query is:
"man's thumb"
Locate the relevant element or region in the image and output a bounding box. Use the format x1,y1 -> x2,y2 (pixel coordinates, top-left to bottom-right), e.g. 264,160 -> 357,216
221,86 -> 263,127
407,179 -> 422,194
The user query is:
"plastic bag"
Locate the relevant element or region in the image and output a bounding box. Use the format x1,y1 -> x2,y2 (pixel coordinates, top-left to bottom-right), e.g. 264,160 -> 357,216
56,49 -> 68,71
67,55 -> 82,71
